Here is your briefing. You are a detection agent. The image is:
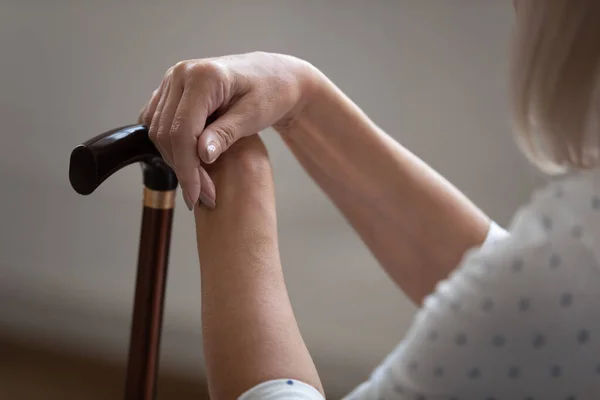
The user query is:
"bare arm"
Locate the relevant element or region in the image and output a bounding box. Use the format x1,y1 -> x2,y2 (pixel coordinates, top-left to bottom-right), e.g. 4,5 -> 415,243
194,137 -> 323,400
141,52 -> 490,305
276,67 -> 490,303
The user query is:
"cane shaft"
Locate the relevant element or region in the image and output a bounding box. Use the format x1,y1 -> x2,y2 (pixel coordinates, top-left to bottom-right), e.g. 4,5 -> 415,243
125,188 -> 176,400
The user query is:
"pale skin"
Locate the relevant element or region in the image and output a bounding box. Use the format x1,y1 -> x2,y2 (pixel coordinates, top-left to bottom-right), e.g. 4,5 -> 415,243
139,52 -> 490,398
195,137 -> 323,398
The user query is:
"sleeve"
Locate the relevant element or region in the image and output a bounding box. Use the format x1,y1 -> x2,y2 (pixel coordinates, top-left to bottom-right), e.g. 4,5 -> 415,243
236,222 -> 508,400
238,379 -> 325,400
343,188 -> 600,400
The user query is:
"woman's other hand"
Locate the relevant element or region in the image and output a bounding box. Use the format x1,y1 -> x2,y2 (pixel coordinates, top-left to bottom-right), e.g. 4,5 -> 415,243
138,52 -> 316,210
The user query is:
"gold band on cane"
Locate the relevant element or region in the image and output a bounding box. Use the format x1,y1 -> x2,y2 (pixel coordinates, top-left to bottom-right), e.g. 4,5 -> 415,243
143,188 -> 176,210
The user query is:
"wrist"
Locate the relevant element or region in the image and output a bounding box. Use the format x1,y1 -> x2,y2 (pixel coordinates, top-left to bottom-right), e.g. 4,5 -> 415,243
273,56 -> 325,133
195,137 -> 276,224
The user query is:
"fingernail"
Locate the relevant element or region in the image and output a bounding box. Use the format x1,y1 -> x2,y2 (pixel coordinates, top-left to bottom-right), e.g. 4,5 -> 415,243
182,190 -> 194,211
206,141 -> 219,163
199,191 -> 216,209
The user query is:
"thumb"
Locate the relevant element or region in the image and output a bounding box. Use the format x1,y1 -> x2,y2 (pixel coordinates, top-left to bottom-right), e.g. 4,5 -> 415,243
197,102 -> 261,164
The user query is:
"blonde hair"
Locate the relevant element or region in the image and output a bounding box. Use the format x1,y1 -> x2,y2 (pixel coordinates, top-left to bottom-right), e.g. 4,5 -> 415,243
510,0 -> 600,174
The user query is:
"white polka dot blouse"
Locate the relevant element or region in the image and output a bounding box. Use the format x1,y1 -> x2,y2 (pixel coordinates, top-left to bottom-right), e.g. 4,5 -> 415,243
241,168 -> 600,400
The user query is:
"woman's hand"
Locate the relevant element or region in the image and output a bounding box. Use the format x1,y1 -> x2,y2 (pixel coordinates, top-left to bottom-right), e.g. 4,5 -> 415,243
138,52 -> 316,210
140,50 -> 490,307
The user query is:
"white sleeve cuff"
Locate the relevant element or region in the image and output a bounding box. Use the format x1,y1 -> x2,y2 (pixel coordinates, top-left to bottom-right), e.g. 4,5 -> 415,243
481,220 -> 509,249
238,379 -> 325,400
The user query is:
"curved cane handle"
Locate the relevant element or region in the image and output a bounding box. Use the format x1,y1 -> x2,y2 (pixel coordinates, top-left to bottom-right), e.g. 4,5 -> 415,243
69,124 -> 177,195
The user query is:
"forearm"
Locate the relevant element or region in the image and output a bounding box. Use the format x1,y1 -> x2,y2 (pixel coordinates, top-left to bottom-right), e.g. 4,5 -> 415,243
277,66 -> 490,304
195,155 -> 322,399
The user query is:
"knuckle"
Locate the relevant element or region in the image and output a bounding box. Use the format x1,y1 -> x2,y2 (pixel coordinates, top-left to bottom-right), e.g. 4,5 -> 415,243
206,62 -> 227,79
149,118 -> 163,139
276,71 -> 297,94
148,126 -> 159,142
169,118 -> 183,137
169,115 -> 186,140
155,121 -> 169,140
172,60 -> 189,78
190,60 -> 227,81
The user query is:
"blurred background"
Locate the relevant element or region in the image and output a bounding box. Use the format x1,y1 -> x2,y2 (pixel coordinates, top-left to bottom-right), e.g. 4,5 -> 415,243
0,1 -> 541,398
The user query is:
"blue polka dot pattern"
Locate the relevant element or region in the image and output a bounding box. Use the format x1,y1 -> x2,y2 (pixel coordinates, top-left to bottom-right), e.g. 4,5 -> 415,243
549,254 -> 561,269
577,329 -> 590,344
560,293 -> 573,307
482,298 -> 494,312
468,367 -> 480,379
518,298 -> 531,311
512,258 -> 524,272
508,366 -> 520,379
542,216 -> 553,230
533,334 -> 546,349
286,380 -> 293,385
492,335 -> 506,348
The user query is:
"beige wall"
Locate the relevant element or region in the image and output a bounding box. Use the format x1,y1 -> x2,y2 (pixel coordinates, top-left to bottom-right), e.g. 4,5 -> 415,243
0,0 -> 540,395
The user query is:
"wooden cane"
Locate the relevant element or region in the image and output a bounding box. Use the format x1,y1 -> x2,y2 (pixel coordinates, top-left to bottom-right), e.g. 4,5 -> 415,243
69,124 -> 177,400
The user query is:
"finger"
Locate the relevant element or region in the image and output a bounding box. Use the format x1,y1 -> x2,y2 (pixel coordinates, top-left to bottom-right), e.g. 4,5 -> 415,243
156,79 -> 184,169
198,166 -> 216,209
148,78 -> 171,165
138,79 -> 165,125
197,100 -> 263,164
170,83 -> 208,211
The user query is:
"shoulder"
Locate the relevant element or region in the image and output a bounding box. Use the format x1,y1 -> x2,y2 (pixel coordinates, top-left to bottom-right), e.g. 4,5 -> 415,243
364,169 -> 600,399
460,167 -> 600,284
426,168 -> 600,343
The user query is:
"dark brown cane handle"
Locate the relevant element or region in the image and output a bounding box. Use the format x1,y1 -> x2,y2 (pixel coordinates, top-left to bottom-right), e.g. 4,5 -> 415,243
69,124 -> 177,194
